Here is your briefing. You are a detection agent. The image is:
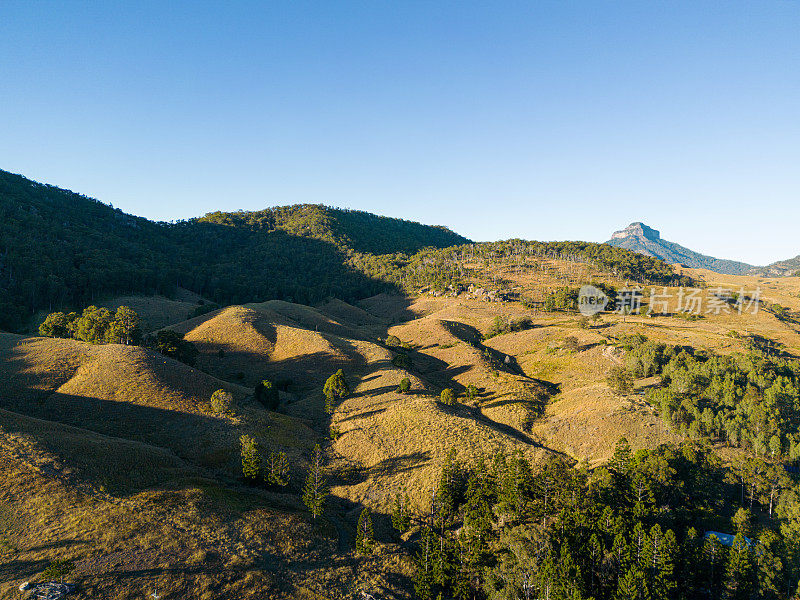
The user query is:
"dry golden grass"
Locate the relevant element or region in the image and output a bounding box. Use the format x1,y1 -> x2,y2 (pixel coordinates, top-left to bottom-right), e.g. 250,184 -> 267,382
0,332 -> 319,480
316,298 -> 386,331
247,299 -> 370,339
5,259 -> 800,598
0,432 -> 376,600
100,294 -> 201,332
164,304 -> 365,390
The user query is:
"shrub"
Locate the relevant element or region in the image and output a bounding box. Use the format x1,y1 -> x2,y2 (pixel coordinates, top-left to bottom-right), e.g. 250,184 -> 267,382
392,353 -> 411,369
386,335 -> 401,347
485,315 -> 536,339
274,378 -> 293,391
41,559 -> 75,580
190,302 -> 220,318
398,377 -> 411,393
323,369 -> 349,413
440,388 -> 456,405
607,366 -> 634,395
210,389 -> 233,415
146,329 -> 198,365
465,384 -> 478,401
562,336 -> 580,352
255,379 -> 280,410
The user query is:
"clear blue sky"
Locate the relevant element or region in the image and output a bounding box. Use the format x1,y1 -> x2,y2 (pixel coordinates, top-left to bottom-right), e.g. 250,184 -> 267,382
1,1 -> 798,265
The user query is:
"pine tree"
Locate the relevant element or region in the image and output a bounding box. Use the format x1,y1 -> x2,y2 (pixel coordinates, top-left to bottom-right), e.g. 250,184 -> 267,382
615,566 -> 650,600
437,448 -> 462,519
587,533 -> 605,598
755,529 -> 784,600
704,534 -> 727,598
609,437 -> 632,472
499,451 -> 532,519
631,522 -> 647,567
414,525 -> 436,600
302,444 -> 328,520
265,451 -> 290,486
465,384 -> 478,402
679,527 -> 704,597
239,434 -> 261,481
724,533 -> 756,600
611,533 -> 631,580
431,528 -> 449,588
642,525 -> 676,600
556,545 -> 583,599
355,507 -> 374,555
391,491 -> 412,533
731,507 -> 753,538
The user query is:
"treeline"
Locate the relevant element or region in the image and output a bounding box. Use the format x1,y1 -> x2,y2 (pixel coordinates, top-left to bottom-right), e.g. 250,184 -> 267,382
199,204 -> 470,255
0,171 -> 416,330
471,240 -> 691,287
618,334 -> 800,461
1,168 -> 685,332
405,440 -> 800,600
39,305 -> 141,345
39,305 -> 198,365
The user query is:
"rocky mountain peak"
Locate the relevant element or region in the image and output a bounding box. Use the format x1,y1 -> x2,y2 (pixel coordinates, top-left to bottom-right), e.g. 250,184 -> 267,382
611,222 -> 661,241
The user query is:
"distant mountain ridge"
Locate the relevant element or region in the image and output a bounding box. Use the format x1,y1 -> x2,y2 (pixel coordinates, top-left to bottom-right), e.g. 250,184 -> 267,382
605,222 -> 756,275
762,255 -> 800,277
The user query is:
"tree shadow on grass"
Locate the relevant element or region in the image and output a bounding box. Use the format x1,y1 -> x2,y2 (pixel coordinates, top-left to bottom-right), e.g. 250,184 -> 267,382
0,557 -> 49,581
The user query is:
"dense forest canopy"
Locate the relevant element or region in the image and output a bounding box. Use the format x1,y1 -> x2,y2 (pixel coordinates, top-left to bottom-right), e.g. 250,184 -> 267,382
0,168 -> 683,332
408,440 -> 800,600
198,204 -> 470,255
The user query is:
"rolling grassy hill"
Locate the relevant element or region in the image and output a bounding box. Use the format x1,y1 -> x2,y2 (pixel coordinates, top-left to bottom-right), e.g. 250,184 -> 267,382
4,249 -> 800,597
5,169 -> 800,598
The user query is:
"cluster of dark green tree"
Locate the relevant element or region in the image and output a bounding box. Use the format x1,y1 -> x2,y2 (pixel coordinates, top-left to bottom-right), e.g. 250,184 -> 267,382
543,287 -> 581,312
39,305 -> 141,345
485,315 -> 534,339
38,305 -> 201,366
404,440 -> 800,600
617,334 -> 800,461
466,241 -> 691,287
240,434 -> 290,487
199,204 -> 469,255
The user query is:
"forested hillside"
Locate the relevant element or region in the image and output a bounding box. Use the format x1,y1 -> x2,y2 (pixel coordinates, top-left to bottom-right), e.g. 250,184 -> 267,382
0,169 -> 684,333
199,204 -> 470,255
0,170 -> 466,330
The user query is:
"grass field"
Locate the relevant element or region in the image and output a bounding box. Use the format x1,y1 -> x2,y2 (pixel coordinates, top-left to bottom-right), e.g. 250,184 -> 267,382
4,258 -> 800,598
